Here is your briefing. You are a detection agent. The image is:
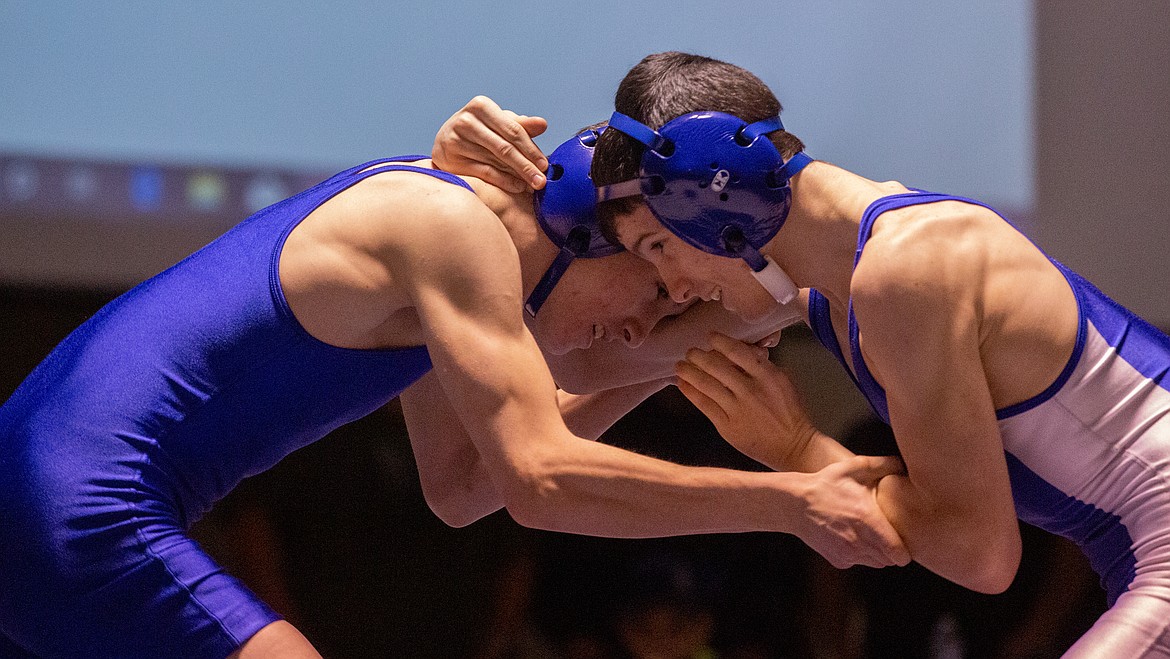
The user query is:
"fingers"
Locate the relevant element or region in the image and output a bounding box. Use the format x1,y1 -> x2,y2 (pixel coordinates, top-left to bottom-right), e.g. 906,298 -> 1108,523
755,329 -> 783,349
676,377 -> 728,426
445,149 -> 529,193
840,456 -> 911,567
708,332 -> 772,375
433,96 -> 549,191
846,454 -> 907,481
514,114 -> 549,139
682,340 -> 775,402
678,351 -> 757,410
820,534 -> 905,569
675,359 -> 737,412
860,515 -> 912,567
465,97 -> 548,188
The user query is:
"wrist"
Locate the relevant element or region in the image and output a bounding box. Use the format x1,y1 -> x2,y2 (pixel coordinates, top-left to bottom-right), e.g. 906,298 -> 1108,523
781,425 -> 838,472
754,470 -> 813,535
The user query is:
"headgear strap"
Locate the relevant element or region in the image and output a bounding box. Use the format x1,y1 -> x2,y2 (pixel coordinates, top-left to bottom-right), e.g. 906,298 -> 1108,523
595,110 -> 812,304
526,126 -> 622,316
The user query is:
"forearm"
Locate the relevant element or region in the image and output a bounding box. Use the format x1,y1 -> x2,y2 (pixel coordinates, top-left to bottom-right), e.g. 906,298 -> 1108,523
503,435 -> 808,538
420,378 -> 673,522
402,374 -> 504,527
557,379 -> 670,441
759,429 -> 857,473
876,475 -> 1020,593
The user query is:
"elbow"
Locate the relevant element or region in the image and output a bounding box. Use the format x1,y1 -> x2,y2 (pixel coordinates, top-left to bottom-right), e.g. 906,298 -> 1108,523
496,457 -> 564,531
422,492 -> 480,528
501,484 -> 557,531
419,480 -> 500,528
428,501 -> 481,529
958,523 -> 1022,594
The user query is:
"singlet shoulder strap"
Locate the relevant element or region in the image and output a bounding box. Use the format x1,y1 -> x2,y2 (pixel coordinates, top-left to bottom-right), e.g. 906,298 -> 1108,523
854,190 -> 998,266
340,158 -> 475,193
807,288 -> 863,392
808,289 -> 847,365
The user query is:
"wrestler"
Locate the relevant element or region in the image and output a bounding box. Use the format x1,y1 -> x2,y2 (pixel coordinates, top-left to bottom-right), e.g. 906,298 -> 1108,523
449,52 -> 1170,656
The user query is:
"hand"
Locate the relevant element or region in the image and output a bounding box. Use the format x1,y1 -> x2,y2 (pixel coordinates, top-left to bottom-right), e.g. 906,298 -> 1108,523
432,95 -> 549,193
676,332 -> 818,470
796,455 -> 910,569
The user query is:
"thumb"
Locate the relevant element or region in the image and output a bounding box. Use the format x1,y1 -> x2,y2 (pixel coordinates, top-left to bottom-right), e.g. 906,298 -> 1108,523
516,115 -> 549,139
848,455 -> 906,482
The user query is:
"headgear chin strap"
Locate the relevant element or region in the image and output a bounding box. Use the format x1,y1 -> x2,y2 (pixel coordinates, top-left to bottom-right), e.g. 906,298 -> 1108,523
526,125 -> 622,317
597,110 -> 813,304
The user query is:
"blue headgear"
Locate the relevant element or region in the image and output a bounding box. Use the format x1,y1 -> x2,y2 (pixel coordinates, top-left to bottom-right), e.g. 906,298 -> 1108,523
526,125 -> 622,317
596,110 -> 813,304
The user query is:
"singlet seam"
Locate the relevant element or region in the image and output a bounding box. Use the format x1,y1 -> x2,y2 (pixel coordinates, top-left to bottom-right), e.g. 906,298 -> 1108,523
132,525 -> 243,647
1045,389 -> 1164,555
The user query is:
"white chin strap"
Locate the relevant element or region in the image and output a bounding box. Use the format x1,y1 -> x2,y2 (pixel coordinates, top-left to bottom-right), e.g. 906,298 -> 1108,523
751,256 -> 799,305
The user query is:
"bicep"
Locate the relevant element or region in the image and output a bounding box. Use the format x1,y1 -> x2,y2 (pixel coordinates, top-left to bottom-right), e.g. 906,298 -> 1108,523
397,211 -> 569,473
856,255 -> 1015,521
856,260 -> 1022,590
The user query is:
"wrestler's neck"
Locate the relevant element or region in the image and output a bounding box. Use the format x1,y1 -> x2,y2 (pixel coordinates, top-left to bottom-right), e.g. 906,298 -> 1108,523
764,161 -> 911,309
463,178 -> 559,308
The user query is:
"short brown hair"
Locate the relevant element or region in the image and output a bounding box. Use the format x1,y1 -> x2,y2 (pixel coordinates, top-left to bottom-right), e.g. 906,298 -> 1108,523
593,52 -> 804,244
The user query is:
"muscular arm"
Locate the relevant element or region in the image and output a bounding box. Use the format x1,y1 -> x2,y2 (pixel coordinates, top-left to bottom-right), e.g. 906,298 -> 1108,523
399,194 -> 789,537
401,370 -> 504,527
431,96 -> 805,394
387,180 -> 906,565
678,238 -> 1022,591
855,225 -> 1021,593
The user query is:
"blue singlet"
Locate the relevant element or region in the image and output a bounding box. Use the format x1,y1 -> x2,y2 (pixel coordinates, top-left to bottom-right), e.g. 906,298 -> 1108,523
0,157 -> 472,657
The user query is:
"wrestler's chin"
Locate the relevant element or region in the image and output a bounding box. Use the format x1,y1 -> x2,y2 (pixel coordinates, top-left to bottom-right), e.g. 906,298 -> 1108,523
537,330 -> 585,356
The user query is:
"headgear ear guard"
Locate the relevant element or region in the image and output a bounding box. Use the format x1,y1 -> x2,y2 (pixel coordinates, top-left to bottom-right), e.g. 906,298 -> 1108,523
526,125 -> 623,317
596,111 -> 813,304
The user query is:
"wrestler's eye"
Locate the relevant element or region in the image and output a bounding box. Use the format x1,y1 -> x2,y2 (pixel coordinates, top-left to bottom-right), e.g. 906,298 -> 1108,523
657,283 -> 670,300
649,240 -> 665,253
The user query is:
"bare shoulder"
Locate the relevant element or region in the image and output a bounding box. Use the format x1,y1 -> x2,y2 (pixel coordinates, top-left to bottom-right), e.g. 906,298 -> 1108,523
278,166 -> 514,349
852,199 -> 996,309
316,169 -> 512,278
850,200 -> 992,391
343,169 -> 496,242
